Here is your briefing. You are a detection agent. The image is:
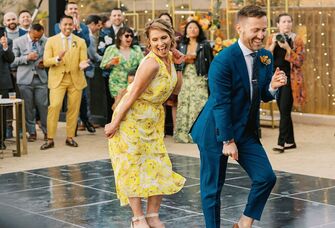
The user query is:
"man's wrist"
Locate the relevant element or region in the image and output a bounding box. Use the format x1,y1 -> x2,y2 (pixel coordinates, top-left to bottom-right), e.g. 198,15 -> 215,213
223,139 -> 234,145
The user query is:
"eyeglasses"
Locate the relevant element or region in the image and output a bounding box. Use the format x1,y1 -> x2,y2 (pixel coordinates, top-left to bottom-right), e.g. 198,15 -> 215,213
124,34 -> 133,38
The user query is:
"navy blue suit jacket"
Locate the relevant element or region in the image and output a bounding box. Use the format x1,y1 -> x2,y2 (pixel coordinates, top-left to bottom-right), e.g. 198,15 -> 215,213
190,42 -> 275,145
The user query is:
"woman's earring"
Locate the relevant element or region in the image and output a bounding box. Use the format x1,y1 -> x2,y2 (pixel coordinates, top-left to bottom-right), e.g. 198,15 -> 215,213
186,34 -> 189,38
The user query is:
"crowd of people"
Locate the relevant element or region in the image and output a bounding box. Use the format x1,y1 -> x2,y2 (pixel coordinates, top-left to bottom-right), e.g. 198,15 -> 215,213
0,2 -> 306,227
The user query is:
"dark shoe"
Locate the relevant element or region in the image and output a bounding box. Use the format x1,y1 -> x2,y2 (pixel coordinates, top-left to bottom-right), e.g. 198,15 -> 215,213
284,143 -> 297,150
40,141 -> 54,150
92,123 -> 100,128
232,224 -> 239,228
27,133 -> 37,142
84,121 -> 96,133
43,133 -> 48,141
65,138 -> 78,147
77,123 -> 85,131
0,142 -> 6,150
273,146 -> 285,153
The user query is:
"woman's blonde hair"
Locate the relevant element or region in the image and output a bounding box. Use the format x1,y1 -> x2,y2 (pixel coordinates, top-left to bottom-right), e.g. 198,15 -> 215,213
144,18 -> 176,49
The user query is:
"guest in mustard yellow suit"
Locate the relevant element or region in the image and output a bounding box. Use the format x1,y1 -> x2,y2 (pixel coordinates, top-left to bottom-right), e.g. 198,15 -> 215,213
104,19 -> 185,228
41,15 -> 90,150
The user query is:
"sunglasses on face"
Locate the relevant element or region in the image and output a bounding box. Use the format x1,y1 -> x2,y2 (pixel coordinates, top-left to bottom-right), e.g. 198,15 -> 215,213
124,34 -> 133,38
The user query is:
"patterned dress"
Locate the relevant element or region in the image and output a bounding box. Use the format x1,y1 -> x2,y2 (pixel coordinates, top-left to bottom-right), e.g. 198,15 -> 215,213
174,64 -> 208,143
108,51 -> 186,206
100,44 -> 144,97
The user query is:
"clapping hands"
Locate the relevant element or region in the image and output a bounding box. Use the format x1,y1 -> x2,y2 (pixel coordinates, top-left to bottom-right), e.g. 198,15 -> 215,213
79,59 -> 90,70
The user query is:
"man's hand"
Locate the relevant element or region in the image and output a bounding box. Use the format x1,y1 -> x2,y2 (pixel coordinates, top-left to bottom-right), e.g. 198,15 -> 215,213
223,141 -> 238,161
271,67 -> 287,90
37,60 -> 44,69
58,50 -> 67,61
27,52 -> 39,61
0,33 -> 8,49
79,59 -> 90,70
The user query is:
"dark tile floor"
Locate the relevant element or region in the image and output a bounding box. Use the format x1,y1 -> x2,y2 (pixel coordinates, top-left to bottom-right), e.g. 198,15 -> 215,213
0,154 -> 335,228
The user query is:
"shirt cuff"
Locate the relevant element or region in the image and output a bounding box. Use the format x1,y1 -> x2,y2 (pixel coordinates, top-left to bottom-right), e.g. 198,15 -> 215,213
268,84 -> 278,97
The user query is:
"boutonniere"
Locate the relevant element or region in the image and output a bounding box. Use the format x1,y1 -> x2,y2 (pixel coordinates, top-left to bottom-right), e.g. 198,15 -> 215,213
260,55 -> 271,65
72,41 -> 77,48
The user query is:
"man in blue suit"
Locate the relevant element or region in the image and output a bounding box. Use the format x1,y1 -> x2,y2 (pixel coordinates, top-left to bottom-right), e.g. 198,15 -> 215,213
190,5 -> 287,228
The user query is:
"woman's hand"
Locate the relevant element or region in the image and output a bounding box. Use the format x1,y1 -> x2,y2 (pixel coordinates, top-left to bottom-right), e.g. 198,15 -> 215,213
277,40 -> 291,52
171,48 -> 185,64
106,56 -> 120,69
104,121 -> 120,138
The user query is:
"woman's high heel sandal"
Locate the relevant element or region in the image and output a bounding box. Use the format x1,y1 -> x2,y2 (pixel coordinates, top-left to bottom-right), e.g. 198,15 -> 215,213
145,213 -> 165,228
131,215 -> 146,228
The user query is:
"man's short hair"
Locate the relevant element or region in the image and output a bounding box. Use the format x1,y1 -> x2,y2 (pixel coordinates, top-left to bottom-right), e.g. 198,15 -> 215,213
18,10 -> 32,17
65,1 -> 77,10
237,5 -> 266,22
30,23 -> 44,32
111,7 -> 123,13
59,14 -> 73,23
85,15 -> 101,25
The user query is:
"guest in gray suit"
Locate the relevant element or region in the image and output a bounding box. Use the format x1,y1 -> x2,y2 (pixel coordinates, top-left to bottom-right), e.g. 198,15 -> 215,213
12,24 -> 48,142
0,28 -> 15,149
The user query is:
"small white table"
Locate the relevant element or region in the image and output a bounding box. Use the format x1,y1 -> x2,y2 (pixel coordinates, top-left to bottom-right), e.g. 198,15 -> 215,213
0,98 -> 27,158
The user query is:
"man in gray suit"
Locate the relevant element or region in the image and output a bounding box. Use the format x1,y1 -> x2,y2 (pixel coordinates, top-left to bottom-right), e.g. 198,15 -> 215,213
0,28 -> 15,149
12,24 -> 48,142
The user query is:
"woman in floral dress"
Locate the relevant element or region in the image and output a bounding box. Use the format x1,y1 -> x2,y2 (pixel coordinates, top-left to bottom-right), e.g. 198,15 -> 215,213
100,27 -> 144,98
174,20 -> 213,143
104,19 -> 185,228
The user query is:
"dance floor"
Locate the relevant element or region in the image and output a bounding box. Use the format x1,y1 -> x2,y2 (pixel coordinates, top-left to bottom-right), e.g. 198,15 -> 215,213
0,154 -> 335,228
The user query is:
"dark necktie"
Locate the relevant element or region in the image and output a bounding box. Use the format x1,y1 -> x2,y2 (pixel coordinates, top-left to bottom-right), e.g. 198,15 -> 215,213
247,52 -> 259,130
32,41 -> 37,52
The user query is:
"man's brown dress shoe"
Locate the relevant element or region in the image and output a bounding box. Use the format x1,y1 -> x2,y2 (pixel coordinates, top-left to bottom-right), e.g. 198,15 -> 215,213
27,133 -> 37,142
65,138 -> 78,147
40,141 -> 54,150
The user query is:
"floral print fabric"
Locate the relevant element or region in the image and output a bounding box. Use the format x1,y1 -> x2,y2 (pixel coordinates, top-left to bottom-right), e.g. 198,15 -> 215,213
174,64 -> 208,143
100,44 -> 144,97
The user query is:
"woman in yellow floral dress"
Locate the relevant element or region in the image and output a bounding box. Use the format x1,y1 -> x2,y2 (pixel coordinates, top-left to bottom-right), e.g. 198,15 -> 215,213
104,19 -> 185,228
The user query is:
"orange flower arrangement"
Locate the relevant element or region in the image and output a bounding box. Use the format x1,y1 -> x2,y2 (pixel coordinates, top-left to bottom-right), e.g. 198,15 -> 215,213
260,55 -> 271,65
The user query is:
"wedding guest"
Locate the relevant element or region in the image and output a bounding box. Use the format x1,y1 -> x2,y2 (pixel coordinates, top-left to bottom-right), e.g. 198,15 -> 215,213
266,13 -> 305,153
174,20 -> 213,143
104,19 -> 185,228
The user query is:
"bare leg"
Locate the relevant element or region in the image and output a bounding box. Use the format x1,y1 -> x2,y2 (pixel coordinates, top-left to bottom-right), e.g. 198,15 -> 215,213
129,197 -> 149,228
146,195 -> 165,228
237,214 -> 254,228
172,106 -> 177,132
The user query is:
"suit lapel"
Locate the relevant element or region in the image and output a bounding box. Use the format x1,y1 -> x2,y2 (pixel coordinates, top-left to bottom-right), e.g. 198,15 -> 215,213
232,43 -> 250,100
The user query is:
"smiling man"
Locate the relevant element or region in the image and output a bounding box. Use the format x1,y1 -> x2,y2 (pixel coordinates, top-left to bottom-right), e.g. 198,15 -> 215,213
3,12 -> 27,40
41,15 -> 89,150
190,5 -> 288,228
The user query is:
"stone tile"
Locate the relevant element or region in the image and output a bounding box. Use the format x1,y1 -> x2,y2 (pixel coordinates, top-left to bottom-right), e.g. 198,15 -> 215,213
221,197 -> 335,228
292,186 -> 335,206
0,183 -> 116,213
0,172 -> 63,194
28,160 -> 113,182
226,172 -> 335,195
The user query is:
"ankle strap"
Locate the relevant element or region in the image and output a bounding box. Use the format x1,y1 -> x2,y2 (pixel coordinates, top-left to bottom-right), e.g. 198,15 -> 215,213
132,215 -> 146,222
146,213 -> 159,218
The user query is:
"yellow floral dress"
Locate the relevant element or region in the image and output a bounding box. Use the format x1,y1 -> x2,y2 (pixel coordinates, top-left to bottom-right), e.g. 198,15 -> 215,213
108,51 -> 186,206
